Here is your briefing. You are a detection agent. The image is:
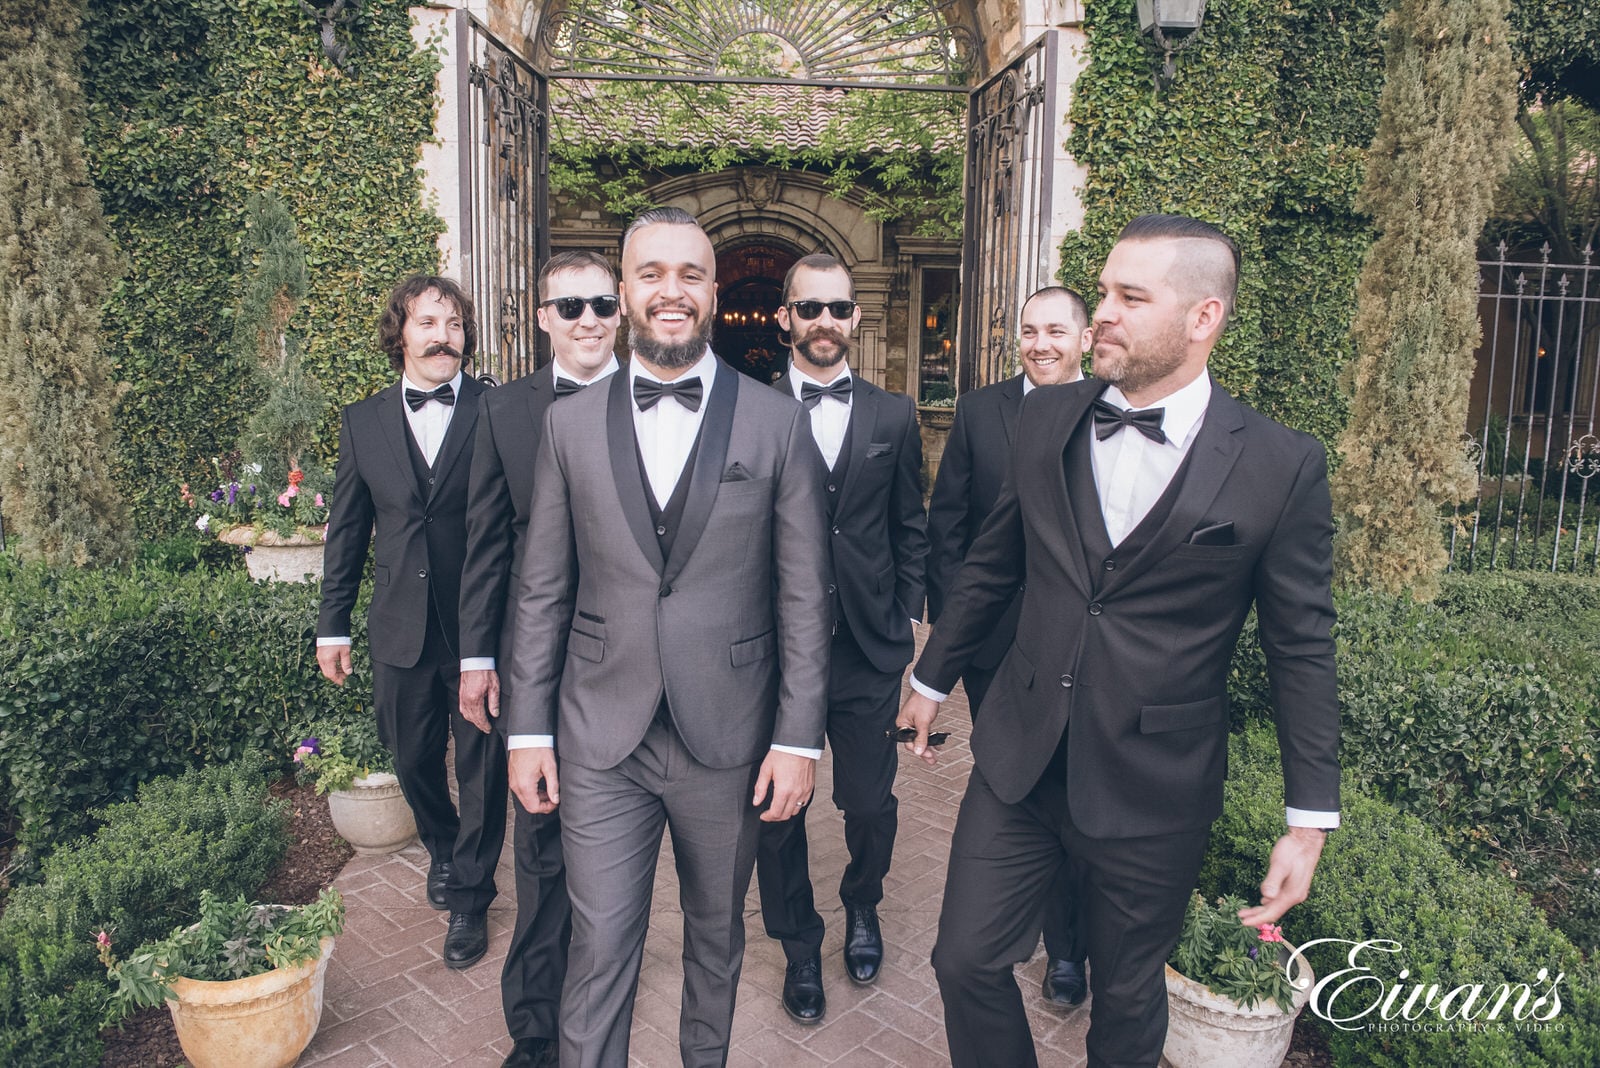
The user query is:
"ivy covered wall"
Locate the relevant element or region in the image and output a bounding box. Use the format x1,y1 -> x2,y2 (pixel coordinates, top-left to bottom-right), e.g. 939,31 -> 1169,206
81,0 -> 444,536
1057,0 -> 1386,448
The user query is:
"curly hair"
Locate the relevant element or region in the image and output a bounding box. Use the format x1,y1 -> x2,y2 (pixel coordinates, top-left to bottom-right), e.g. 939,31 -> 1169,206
377,275 -> 478,372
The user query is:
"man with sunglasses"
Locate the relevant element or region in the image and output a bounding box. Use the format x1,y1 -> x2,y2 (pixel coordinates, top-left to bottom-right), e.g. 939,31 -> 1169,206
459,251 -> 623,1068
756,253 -> 929,1025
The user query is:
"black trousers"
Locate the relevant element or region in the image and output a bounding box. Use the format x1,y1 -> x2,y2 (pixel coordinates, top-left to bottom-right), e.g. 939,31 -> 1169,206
371,609 -> 508,914
963,665 -> 1085,965
501,793 -> 571,1042
756,628 -> 903,962
932,762 -> 1208,1068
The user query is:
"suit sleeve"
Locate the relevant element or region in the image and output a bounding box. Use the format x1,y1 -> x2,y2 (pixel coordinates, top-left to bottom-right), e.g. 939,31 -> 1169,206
501,407 -> 577,738
890,396 -> 930,621
458,400 -> 513,661
316,408 -> 374,641
770,405 -> 833,752
1253,439 -> 1341,815
924,396 -> 974,624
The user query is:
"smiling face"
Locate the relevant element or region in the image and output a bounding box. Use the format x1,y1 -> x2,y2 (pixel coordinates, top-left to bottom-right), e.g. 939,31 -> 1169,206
400,289 -> 467,389
537,264 -> 620,381
620,222 -> 718,375
1018,291 -> 1091,387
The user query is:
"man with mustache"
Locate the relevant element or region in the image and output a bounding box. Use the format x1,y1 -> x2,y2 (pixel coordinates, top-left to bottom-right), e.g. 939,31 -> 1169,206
755,253 -> 928,1024
317,275 -> 501,969
925,285 -> 1094,1011
503,208 -> 832,1067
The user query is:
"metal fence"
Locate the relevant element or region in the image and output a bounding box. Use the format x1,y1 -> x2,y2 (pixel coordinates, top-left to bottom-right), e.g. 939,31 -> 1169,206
1451,243 -> 1600,573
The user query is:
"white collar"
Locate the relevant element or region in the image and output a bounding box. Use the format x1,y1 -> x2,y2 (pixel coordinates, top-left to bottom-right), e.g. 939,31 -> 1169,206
1099,372 -> 1213,450
400,369 -> 464,397
552,353 -> 620,385
788,362 -> 852,400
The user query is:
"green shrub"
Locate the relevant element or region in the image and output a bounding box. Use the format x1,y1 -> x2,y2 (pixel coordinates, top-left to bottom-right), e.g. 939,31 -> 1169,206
0,554 -> 372,851
0,759 -> 290,1067
1203,729 -> 1600,1066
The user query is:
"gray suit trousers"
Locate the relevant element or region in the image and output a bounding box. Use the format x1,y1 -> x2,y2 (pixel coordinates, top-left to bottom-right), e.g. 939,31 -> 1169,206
558,715 -> 763,1068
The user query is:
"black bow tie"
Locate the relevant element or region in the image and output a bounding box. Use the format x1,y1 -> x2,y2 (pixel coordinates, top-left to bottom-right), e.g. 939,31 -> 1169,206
1091,399 -> 1167,444
554,377 -> 588,398
633,376 -> 704,413
800,377 -> 853,409
404,383 -> 455,411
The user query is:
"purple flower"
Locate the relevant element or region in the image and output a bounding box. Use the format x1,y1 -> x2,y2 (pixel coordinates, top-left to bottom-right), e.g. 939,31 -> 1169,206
226,482 -> 239,505
299,736 -> 321,755
248,484 -> 257,494
209,488 -> 224,502
1248,946 -> 1259,960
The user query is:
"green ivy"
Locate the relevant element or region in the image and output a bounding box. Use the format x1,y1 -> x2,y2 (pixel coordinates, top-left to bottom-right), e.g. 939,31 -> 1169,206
81,0 -> 444,537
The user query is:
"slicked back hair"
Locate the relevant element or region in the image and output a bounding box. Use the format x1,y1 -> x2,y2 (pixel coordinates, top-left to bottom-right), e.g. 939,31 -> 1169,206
781,253 -> 854,304
538,250 -> 616,302
1022,285 -> 1089,332
621,206 -> 705,255
1115,213 -> 1241,321
378,275 -> 476,373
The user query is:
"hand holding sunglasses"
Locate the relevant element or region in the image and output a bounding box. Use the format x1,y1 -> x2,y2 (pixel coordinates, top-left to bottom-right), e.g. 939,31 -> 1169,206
541,294 -> 621,320
885,726 -> 949,747
786,299 -> 858,321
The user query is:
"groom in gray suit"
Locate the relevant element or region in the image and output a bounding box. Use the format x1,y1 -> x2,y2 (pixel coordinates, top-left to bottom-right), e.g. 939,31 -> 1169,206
503,207 -> 832,1068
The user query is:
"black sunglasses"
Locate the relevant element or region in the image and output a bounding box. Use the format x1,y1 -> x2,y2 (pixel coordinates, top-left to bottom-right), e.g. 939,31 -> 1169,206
542,295 -> 621,320
787,300 -> 857,321
885,727 -> 950,747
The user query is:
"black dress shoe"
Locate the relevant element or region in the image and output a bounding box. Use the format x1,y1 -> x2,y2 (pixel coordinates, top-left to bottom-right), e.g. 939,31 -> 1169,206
501,1036 -> 558,1068
443,911 -> 488,970
1042,957 -> 1088,1008
427,859 -> 453,910
842,903 -> 883,985
781,955 -> 826,1024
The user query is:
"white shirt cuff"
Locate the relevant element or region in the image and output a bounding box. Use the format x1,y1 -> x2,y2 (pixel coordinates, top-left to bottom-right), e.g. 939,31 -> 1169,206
316,637 -> 350,647
460,657 -> 496,672
909,674 -> 949,702
508,735 -> 554,750
1286,807 -> 1340,830
771,744 -> 822,760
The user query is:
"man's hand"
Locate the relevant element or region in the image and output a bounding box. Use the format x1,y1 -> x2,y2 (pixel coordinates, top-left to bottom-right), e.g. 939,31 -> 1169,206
508,747 -> 560,815
753,750 -> 816,822
896,690 -> 942,766
458,669 -> 499,734
1238,827 -> 1326,926
317,644 -> 353,686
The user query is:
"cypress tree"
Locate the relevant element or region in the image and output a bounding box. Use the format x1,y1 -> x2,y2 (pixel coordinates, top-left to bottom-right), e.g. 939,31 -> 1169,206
1331,0 -> 1517,597
0,2 -> 130,565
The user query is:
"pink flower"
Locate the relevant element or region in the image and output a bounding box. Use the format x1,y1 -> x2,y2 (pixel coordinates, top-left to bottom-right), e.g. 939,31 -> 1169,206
278,492 -> 293,507
1257,924 -> 1285,944
293,745 -> 314,762
314,493 -> 325,507
286,484 -> 299,499
96,930 -> 111,950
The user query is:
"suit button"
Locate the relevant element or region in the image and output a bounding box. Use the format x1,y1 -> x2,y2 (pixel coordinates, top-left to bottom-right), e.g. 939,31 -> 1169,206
659,585 -> 672,597
1088,602 -> 1102,615
832,526 -> 841,535
826,583 -> 837,595
418,569 -> 428,579
656,524 -> 667,536
425,515 -> 433,524
827,483 -> 837,493
1060,674 -> 1074,688
1103,559 -> 1115,571
428,476 -> 435,486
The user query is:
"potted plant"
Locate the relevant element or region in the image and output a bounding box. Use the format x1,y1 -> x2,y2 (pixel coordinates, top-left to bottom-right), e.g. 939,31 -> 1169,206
1162,892 -> 1315,1068
296,719 -> 417,855
104,888 -> 345,1068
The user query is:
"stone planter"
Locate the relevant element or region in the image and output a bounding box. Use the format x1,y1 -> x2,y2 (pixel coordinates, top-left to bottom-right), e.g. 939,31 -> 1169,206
166,934 -> 334,1068
1162,948 -> 1314,1068
216,525 -> 326,583
327,771 -> 418,854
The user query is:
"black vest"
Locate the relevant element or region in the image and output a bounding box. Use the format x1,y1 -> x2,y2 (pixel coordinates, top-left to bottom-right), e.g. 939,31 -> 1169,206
405,411 -> 450,644
634,426 -> 704,568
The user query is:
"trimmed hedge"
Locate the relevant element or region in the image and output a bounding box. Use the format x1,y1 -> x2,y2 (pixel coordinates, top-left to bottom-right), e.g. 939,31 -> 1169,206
0,554 -> 372,853
0,759 -> 290,1067
1203,729 -> 1600,1066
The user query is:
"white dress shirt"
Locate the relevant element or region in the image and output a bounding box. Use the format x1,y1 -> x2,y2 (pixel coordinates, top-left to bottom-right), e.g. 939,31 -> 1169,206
787,364 -> 852,469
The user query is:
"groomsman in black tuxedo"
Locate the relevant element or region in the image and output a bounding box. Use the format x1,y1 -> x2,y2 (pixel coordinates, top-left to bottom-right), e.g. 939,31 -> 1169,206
900,215 -> 1341,1067
316,275 -> 500,970
756,253 -> 928,1024
459,251 -> 623,1068
925,285 -> 1095,1011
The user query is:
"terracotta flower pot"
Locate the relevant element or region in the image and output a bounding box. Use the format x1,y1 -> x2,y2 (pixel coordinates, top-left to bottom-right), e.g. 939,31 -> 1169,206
216,525 -> 327,583
1162,947 -> 1314,1068
166,935 -> 335,1068
327,771 -> 418,854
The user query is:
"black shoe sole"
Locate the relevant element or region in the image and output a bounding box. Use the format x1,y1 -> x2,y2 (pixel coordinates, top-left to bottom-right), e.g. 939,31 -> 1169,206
845,966 -> 881,987
444,942 -> 488,970
782,1000 -> 826,1025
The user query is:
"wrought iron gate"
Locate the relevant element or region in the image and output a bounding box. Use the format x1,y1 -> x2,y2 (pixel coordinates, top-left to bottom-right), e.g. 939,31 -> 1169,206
457,10 -> 550,383
958,31 -> 1061,394
1451,243 -> 1600,573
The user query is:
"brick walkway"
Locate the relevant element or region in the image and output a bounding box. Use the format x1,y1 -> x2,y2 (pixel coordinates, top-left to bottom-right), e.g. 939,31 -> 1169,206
298,672 -> 1092,1067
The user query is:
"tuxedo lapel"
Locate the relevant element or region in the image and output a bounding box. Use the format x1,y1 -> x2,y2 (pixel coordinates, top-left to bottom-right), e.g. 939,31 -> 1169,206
836,377 -> 876,508
375,385 -> 425,506
524,363 -> 553,436
427,377 -> 480,500
1044,383 -> 1105,601
662,358 -> 738,587
997,375 -> 1024,450
605,370 -> 666,576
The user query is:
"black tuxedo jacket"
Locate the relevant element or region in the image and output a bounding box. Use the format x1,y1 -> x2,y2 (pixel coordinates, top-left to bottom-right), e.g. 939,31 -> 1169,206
778,372 -> 929,676
317,375 -> 485,669
925,374 -> 1025,671
916,378 -> 1340,839
459,362 -> 560,667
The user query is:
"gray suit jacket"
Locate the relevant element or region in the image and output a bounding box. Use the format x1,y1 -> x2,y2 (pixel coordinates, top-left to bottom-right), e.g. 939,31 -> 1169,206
503,358 -> 833,771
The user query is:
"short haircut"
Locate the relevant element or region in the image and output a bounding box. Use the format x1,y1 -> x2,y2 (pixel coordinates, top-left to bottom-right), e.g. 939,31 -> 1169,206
1021,285 -> 1089,332
1115,213 -> 1240,320
378,275 -> 476,372
621,206 -> 704,254
538,250 -> 615,302
781,253 -> 854,304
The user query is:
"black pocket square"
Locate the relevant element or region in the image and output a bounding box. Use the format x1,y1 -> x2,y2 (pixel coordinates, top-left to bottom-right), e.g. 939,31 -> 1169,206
865,442 -> 894,458
721,462 -> 754,482
1187,521 -> 1235,546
